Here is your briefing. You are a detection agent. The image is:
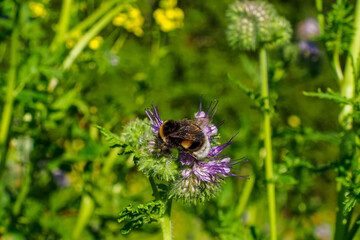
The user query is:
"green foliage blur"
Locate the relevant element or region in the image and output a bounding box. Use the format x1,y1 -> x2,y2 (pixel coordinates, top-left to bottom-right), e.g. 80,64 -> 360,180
0,0 -> 357,239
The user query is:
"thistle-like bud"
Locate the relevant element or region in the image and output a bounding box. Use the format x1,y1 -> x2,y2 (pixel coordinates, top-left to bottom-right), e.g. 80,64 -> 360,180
121,118 -> 179,181
226,1 -> 292,50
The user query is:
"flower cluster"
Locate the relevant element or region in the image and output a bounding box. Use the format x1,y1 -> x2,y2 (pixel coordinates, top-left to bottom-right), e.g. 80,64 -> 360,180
226,1 -> 292,50
143,100 -> 247,204
153,0 -> 184,32
112,5 -> 145,37
29,1 -> 47,18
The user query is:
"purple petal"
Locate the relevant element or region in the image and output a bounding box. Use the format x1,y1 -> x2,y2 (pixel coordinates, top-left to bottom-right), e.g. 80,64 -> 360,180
145,104 -> 163,135
208,134 -> 237,157
179,152 -> 196,165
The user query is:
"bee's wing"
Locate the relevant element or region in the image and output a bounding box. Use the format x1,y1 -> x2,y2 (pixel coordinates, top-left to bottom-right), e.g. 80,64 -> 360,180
167,123 -> 200,141
187,117 -> 210,129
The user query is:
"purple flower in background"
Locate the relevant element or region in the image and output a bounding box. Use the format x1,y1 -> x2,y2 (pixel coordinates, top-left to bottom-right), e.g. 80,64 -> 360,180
296,18 -> 320,40
52,169 -> 70,188
298,41 -> 321,57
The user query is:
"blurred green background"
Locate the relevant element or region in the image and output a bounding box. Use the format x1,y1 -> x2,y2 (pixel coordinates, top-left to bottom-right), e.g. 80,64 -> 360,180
0,0 -> 352,239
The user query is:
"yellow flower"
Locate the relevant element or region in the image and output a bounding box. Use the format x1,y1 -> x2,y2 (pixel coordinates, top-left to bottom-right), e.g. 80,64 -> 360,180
89,36 -> 103,50
113,13 -> 127,27
160,0 -> 177,9
154,6 -> 184,32
129,8 -> 141,18
288,115 -> 301,128
174,8 -> 184,19
112,6 -> 145,37
165,9 -> 177,19
160,19 -> 175,32
29,1 -> 47,18
134,28 -> 144,37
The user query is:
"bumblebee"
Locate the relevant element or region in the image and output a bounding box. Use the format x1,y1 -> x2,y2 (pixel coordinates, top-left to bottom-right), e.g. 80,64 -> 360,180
158,118 -> 211,160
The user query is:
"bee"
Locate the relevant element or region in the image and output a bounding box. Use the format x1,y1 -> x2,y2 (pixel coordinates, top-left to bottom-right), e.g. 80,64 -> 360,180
158,118 -> 211,160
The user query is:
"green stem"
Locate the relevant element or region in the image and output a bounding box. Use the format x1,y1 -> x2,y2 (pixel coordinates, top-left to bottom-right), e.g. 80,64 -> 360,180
101,148 -> 119,175
50,0 -> 73,50
332,0 -> 344,82
235,171 -> 255,217
160,199 -> 172,240
62,3 -> 125,70
315,0 -> 325,35
339,0 -> 360,129
335,1 -> 360,239
0,12 -> 19,178
13,157 -> 33,216
148,177 -> 172,239
260,47 -> 277,240
149,176 -> 160,200
67,0 -> 123,39
111,32 -> 128,54
72,194 -> 95,239
347,214 -> 360,240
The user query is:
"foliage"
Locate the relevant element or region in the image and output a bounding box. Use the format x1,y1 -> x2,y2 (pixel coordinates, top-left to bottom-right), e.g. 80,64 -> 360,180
118,200 -> 164,234
1,0 -> 360,239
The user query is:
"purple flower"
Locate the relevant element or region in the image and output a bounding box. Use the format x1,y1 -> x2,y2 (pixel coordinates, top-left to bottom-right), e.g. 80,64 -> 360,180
298,41 -> 320,57
145,104 -> 163,135
52,169 -> 70,188
145,99 -> 248,203
296,18 -> 320,40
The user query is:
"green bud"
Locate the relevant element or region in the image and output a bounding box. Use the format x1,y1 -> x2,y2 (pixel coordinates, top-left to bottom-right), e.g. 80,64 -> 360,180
226,1 -> 292,50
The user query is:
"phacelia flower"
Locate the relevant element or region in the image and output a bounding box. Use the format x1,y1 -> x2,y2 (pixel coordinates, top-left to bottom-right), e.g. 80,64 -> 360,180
144,99 -> 248,204
226,1 -> 292,50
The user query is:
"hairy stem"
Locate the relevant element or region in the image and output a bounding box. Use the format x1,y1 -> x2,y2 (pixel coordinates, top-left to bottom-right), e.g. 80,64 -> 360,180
149,176 -> 160,200
335,0 -> 360,239
315,0 -> 325,35
333,26 -> 344,82
260,47 -> 277,240
148,176 -> 172,240
0,9 -> 19,178
160,199 -> 172,240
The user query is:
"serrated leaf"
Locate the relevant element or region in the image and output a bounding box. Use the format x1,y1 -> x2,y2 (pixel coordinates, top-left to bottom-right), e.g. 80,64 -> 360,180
118,200 -> 164,234
97,126 -> 126,148
303,88 -> 353,105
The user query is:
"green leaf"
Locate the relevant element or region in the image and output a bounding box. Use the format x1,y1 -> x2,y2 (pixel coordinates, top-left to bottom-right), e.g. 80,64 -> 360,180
118,200 -> 164,234
97,125 -> 126,148
303,88 -> 353,105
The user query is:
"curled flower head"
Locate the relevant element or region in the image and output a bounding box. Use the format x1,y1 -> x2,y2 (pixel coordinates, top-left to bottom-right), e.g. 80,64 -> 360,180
226,1 -> 292,50
142,99 -> 248,204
